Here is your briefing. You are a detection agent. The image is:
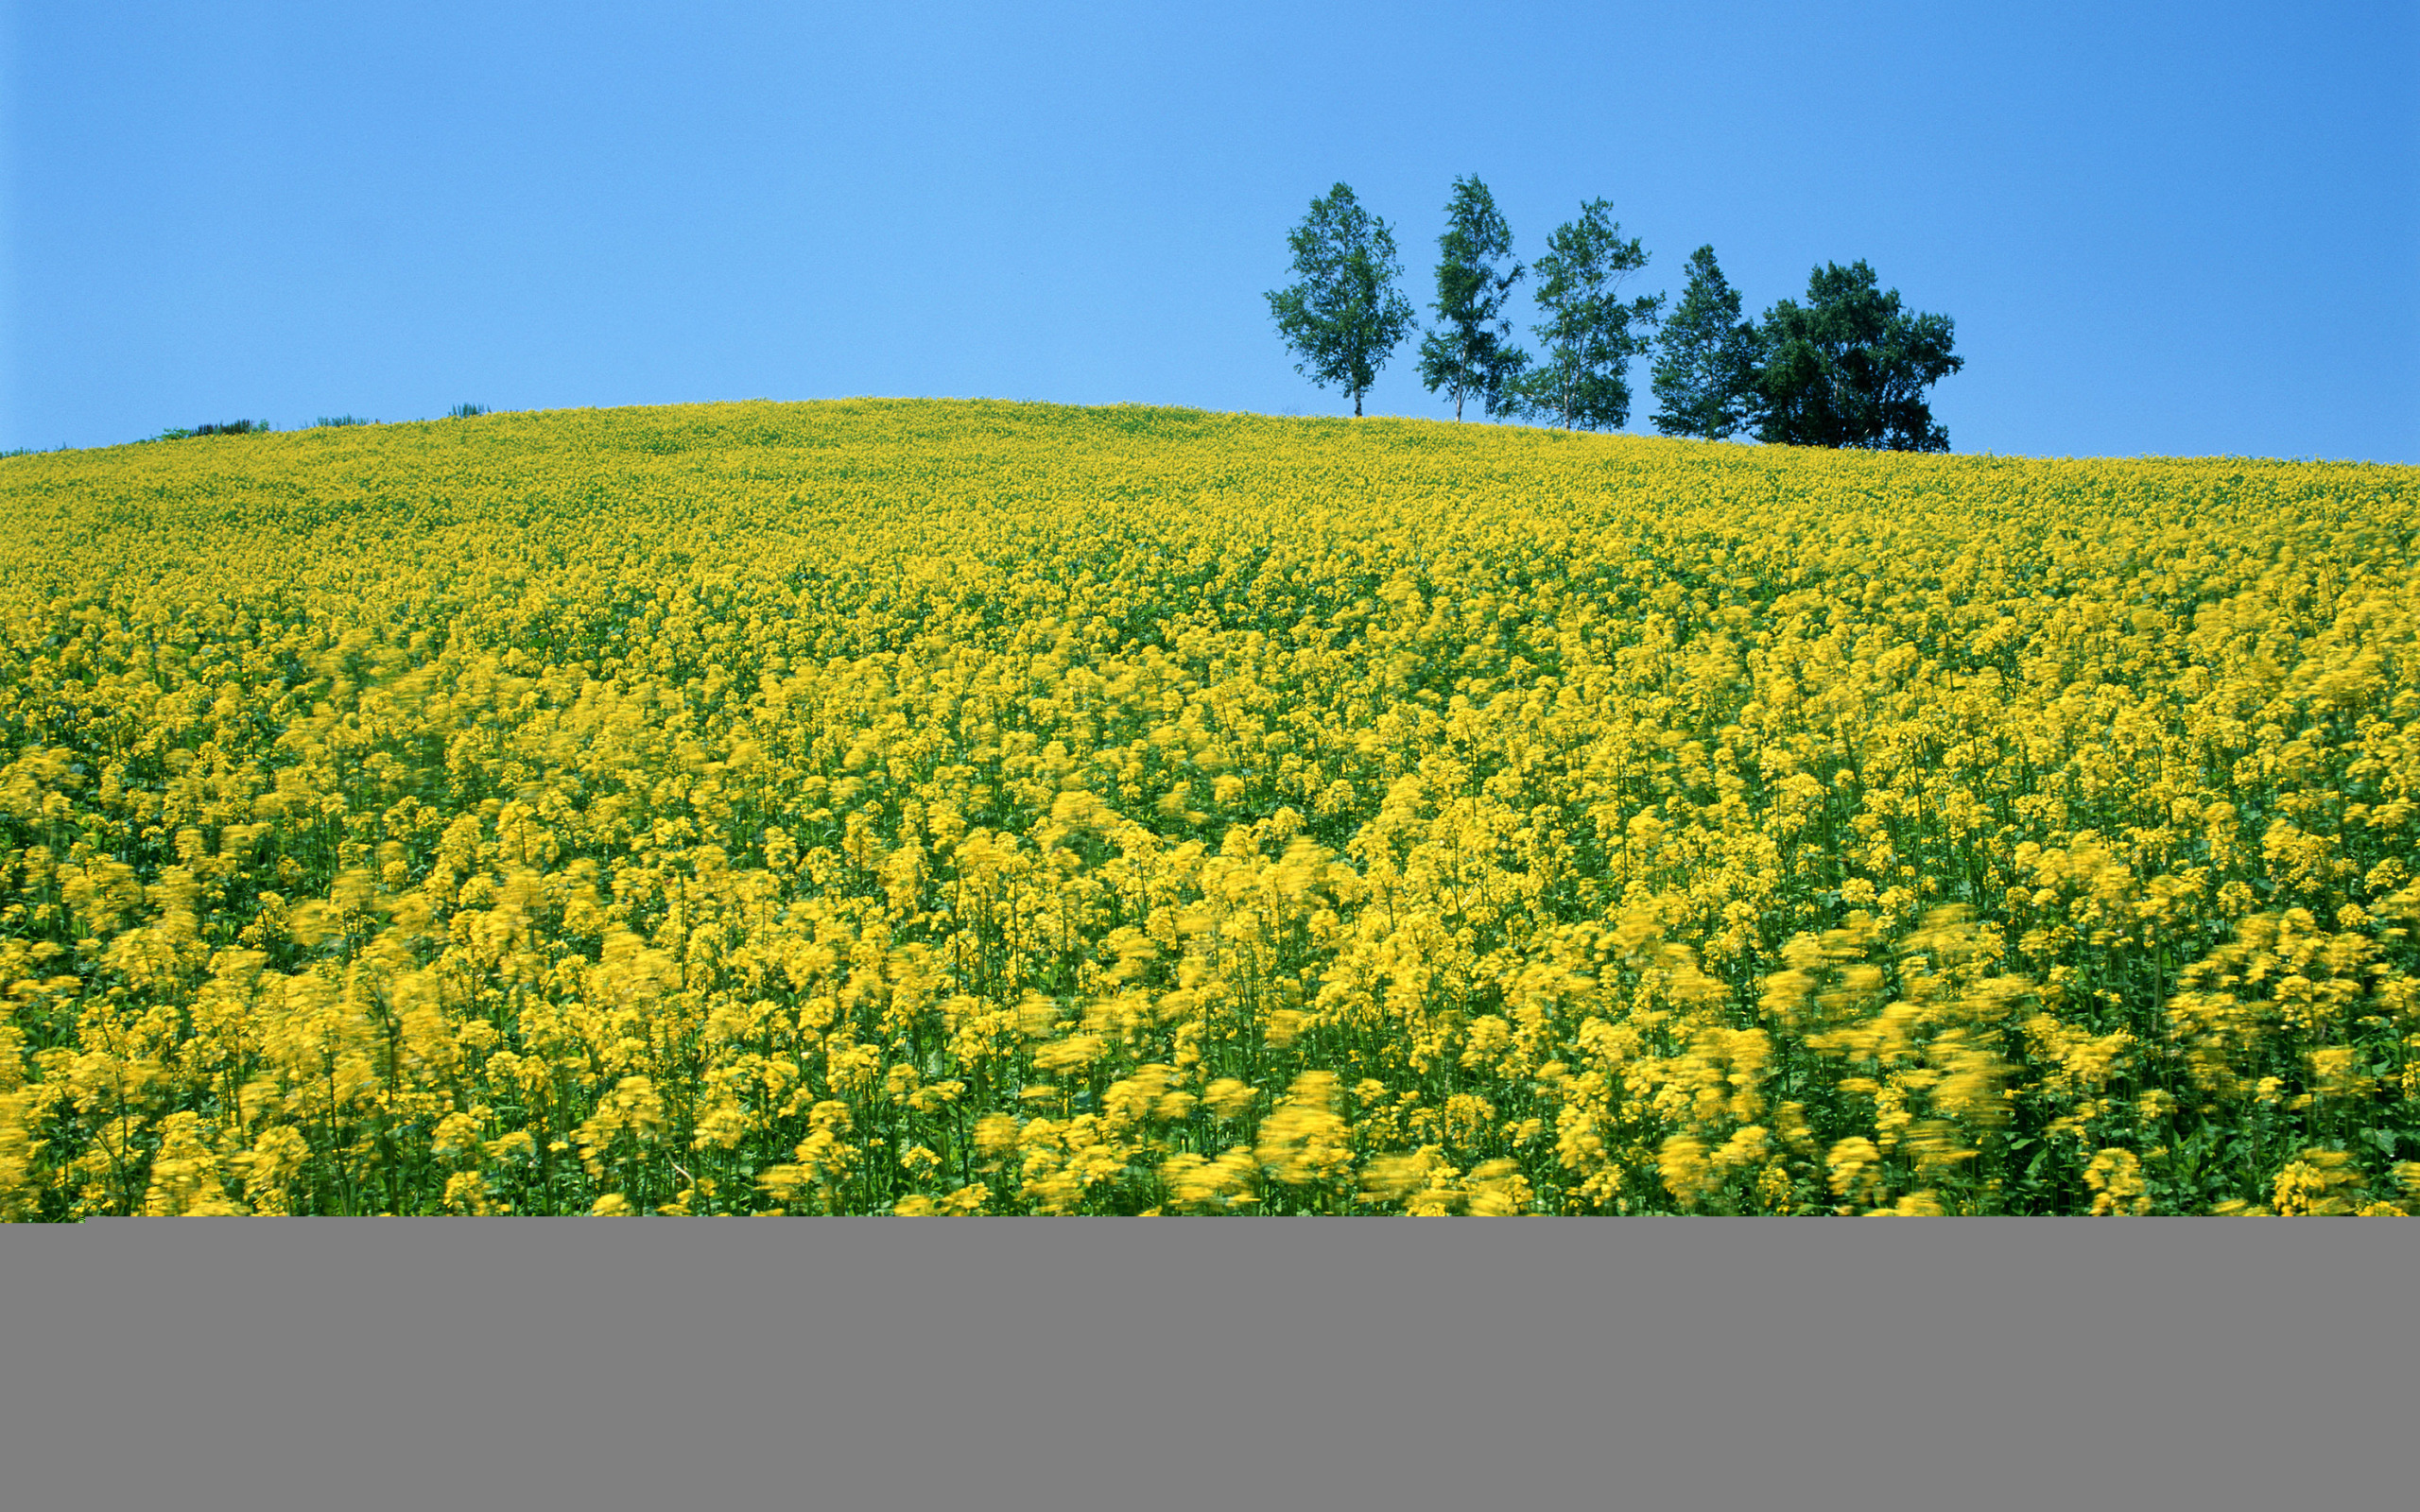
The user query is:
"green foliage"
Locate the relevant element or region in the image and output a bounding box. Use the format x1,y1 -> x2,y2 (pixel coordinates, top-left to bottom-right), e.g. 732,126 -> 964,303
1415,176 -> 1530,421
1650,246 -> 1760,440
447,403 -> 490,419
1512,200 -> 1663,431
1752,261 -> 1961,451
1266,184 -> 1418,418
149,421 -> 269,441
315,416 -> 376,428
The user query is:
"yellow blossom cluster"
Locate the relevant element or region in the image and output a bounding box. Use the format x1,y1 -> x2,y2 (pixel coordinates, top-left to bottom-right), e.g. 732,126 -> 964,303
1,398 -> 2414,1215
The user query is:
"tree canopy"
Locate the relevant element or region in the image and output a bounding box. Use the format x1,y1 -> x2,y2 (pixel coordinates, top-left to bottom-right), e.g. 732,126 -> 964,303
1415,176 -> 1529,421
1752,261 -> 1962,451
1650,246 -> 1759,440
1514,199 -> 1662,431
1269,180 -> 1962,446
1265,183 -> 1418,418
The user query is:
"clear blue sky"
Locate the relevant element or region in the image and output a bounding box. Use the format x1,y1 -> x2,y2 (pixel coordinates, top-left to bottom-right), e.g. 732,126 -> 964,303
7,1 -> 2415,461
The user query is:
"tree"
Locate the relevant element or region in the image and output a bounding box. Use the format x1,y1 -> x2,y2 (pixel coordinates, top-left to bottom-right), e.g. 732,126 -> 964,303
1752,261 -> 1962,451
1415,176 -> 1529,421
1513,199 -> 1663,430
1650,246 -> 1759,439
1266,183 -> 1418,418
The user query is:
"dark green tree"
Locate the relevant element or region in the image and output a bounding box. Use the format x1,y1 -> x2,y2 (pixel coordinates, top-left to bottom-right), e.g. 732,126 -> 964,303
1266,183 -> 1418,418
1513,199 -> 1662,430
1415,176 -> 1529,421
1650,246 -> 1759,439
1752,261 -> 1962,451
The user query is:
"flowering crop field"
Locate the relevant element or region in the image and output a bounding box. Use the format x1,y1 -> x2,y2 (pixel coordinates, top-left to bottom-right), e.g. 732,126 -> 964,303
2,399 -> 2415,1216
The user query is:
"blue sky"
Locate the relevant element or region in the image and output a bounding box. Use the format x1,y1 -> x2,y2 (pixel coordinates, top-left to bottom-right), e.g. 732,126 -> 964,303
6,1 -> 2415,461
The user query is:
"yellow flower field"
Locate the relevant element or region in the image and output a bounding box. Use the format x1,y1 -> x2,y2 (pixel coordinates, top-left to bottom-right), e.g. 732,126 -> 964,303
2,398 -> 2414,1215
